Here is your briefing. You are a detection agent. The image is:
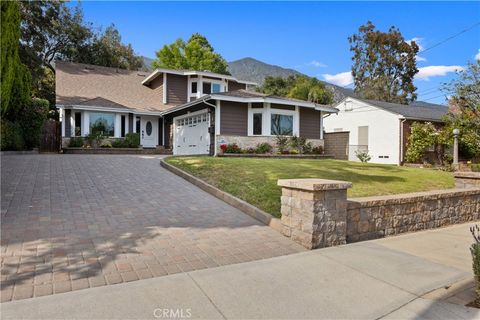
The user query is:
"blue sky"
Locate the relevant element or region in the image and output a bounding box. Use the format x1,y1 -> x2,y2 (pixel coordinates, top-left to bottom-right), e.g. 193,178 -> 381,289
74,1 -> 480,104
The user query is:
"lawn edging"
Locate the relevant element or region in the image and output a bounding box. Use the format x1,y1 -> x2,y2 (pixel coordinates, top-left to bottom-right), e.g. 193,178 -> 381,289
160,157 -> 282,232
218,153 -> 332,159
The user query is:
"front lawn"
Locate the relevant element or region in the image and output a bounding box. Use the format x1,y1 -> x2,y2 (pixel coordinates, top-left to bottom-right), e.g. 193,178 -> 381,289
166,157 -> 454,218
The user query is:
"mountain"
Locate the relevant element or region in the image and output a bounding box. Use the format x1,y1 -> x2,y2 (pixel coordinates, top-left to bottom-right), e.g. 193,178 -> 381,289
228,57 -> 355,102
142,56 -> 154,71
227,57 -> 302,85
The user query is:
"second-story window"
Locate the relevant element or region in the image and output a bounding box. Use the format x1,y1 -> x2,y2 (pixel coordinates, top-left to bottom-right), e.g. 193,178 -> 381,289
212,83 -> 221,93
203,82 -> 211,94
191,82 -> 197,93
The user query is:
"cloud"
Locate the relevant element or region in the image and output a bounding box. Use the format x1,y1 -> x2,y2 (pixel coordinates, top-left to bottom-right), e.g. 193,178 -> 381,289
322,71 -> 353,86
308,60 -> 327,68
475,50 -> 480,61
416,55 -> 427,62
416,65 -> 463,80
407,37 -> 425,51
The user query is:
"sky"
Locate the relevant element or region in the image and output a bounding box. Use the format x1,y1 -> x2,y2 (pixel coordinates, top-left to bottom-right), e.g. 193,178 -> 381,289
73,1 -> 480,105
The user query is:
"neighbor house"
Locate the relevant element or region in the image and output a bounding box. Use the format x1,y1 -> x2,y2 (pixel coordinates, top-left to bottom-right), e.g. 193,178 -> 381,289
56,62 -> 337,155
323,96 -> 449,165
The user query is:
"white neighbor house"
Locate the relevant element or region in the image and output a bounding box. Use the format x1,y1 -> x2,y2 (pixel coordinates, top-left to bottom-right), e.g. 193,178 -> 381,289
323,96 -> 449,165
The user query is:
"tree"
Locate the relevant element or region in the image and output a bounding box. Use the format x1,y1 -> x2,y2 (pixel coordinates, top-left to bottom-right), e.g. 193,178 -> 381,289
1,1 -> 31,114
349,21 -> 419,104
258,75 -> 333,104
152,33 -> 230,74
442,61 -> 480,159
75,25 -> 144,70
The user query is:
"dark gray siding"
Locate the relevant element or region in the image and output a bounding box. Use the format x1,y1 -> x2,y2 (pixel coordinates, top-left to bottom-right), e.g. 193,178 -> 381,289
128,113 -> 134,134
299,107 -> 321,139
150,75 -> 164,102
220,101 -> 248,136
166,74 -> 188,105
228,81 -> 246,91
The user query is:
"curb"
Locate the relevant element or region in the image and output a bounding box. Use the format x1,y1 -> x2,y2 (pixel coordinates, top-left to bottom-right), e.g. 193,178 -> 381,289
160,158 -> 283,233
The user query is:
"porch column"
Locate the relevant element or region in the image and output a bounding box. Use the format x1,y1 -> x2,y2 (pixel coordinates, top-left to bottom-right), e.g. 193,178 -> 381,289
114,114 -> 121,138
82,111 -> 89,137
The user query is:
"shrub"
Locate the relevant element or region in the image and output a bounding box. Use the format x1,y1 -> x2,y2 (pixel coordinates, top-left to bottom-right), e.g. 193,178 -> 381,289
100,140 -> 112,148
255,142 -> 273,154
244,147 -> 256,154
225,143 -> 242,153
111,139 -> 126,148
220,144 -> 227,153
355,150 -> 371,163
68,137 -> 84,148
124,133 -> 140,148
470,225 -> 480,307
18,98 -> 49,149
1,120 -> 24,150
289,136 -> 308,154
85,132 -> 104,148
275,135 -> 289,153
307,146 -> 324,155
471,164 -> 480,172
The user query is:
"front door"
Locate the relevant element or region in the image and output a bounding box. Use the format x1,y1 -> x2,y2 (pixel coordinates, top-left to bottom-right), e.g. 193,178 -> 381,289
140,116 -> 158,148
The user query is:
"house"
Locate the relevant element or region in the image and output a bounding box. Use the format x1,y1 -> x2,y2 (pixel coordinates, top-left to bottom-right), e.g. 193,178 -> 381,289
56,62 -> 338,155
323,96 -> 449,165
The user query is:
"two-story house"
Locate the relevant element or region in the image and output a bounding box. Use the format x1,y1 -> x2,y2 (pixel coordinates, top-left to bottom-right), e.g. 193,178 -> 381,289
56,61 -> 337,155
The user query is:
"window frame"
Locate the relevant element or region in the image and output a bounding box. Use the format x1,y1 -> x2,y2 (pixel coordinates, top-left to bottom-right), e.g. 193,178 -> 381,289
247,103 -> 299,137
270,113 -> 294,136
89,112 -> 115,137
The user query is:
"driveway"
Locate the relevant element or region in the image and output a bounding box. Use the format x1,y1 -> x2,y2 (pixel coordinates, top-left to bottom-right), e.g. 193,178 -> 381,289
1,154 -> 304,302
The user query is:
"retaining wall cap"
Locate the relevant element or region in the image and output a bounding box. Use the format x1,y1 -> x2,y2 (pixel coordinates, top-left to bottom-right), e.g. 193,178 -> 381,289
277,178 -> 352,191
454,172 -> 480,179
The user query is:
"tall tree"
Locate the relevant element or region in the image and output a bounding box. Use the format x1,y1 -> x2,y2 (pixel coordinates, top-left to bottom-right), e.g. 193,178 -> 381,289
258,75 -> 333,104
153,33 -> 230,74
74,24 -> 143,70
442,61 -> 480,158
349,21 -> 419,104
1,1 -> 31,114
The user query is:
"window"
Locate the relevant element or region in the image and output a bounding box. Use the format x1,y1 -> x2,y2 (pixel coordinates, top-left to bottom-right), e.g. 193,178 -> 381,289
253,113 -> 262,135
121,115 -> 126,137
271,114 -> 293,136
136,116 -> 141,134
89,112 -> 115,136
191,82 -> 197,93
212,83 -> 221,93
74,112 -> 82,136
203,82 -> 211,94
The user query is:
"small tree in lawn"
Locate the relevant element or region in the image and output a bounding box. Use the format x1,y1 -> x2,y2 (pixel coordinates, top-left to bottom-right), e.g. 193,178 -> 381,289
355,150 -> 371,163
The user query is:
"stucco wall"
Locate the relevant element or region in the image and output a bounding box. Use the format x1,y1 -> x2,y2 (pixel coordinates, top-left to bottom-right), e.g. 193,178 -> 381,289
324,98 -> 401,165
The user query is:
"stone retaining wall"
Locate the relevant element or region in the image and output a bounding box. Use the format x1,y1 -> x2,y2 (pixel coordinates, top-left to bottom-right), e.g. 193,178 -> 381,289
346,189 -> 480,243
454,172 -> 480,189
278,176 -> 480,249
216,135 -> 324,154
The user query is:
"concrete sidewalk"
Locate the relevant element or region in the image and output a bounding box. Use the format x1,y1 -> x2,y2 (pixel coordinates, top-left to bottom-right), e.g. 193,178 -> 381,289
2,223 -> 479,319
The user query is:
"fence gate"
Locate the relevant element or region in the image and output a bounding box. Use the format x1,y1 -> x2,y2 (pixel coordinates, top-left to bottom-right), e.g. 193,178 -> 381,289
39,120 -> 61,153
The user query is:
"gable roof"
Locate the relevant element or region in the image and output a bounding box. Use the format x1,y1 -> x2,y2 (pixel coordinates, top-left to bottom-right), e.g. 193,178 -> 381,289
142,68 -> 257,86
345,97 -> 449,122
56,61 -> 169,113
163,89 -> 338,115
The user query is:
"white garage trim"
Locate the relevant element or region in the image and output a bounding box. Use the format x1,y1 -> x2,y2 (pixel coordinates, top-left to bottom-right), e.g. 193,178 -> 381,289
173,108 -> 210,155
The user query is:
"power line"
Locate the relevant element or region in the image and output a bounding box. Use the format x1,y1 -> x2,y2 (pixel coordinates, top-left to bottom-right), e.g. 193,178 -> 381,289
422,94 -> 447,102
420,21 -> 480,53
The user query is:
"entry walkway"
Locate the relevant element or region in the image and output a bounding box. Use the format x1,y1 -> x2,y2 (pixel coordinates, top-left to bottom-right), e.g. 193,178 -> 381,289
2,223 -> 479,319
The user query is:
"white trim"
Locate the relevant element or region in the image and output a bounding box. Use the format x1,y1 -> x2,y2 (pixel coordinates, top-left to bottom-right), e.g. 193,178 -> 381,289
114,114 -> 121,138
57,105 -> 163,116
319,111 -> 323,139
69,111 -> 74,137
82,111 -> 89,137
246,102 -> 299,137
172,109 -> 210,155
60,107 -> 65,137
215,100 -> 221,135
163,73 -> 167,104
142,68 -> 258,86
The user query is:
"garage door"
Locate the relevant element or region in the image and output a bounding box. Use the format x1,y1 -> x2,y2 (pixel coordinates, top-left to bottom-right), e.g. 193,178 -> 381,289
173,112 -> 210,155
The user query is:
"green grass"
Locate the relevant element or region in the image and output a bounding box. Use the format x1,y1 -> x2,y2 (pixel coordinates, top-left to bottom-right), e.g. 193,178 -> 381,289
166,157 -> 455,218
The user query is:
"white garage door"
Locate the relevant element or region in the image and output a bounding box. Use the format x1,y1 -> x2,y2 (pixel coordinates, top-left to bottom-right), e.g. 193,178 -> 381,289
173,112 -> 210,155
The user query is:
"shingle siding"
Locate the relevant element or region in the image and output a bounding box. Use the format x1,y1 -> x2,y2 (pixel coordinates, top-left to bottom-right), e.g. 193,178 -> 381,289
220,101 -> 248,136
299,107 -> 321,139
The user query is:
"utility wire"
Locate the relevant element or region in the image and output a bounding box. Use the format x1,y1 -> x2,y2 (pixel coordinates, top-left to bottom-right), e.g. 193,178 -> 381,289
420,21 -> 480,53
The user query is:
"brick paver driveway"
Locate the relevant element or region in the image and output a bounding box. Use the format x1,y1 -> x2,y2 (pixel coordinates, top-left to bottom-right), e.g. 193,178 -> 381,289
1,154 -> 304,302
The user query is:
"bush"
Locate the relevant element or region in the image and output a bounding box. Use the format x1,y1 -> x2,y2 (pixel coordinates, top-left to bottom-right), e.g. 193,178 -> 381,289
124,133 -> 140,148
19,98 -> 49,149
111,139 -> 126,148
275,135 -> 289,153
289,136 -> 308,154
1,120 -> 24,150
355,150 -> 371,163
244,147 -> 256,154
471,164 -> 480,172
225,143 -> 242,153
470,225 -> 480,307
309,146 -> 324,155
100,140 -> 112,148
255,142 -> 273,154
85,132 -> 104,148
68,137 -> 84,148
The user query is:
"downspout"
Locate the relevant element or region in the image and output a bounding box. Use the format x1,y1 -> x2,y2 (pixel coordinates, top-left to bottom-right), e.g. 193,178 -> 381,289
399,118 -> 407,165
202,99 -> 218,156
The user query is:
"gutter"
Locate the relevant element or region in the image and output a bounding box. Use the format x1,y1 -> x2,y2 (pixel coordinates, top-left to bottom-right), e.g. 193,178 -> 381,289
201,99 -> 219,157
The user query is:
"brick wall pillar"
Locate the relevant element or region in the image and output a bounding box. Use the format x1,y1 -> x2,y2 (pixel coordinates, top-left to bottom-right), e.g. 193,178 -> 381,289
278,179 -> 352,249
454,172 -> 480,189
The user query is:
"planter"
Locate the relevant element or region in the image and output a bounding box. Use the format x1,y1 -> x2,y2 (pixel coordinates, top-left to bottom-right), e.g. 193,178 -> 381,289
218,153 -> 332,159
